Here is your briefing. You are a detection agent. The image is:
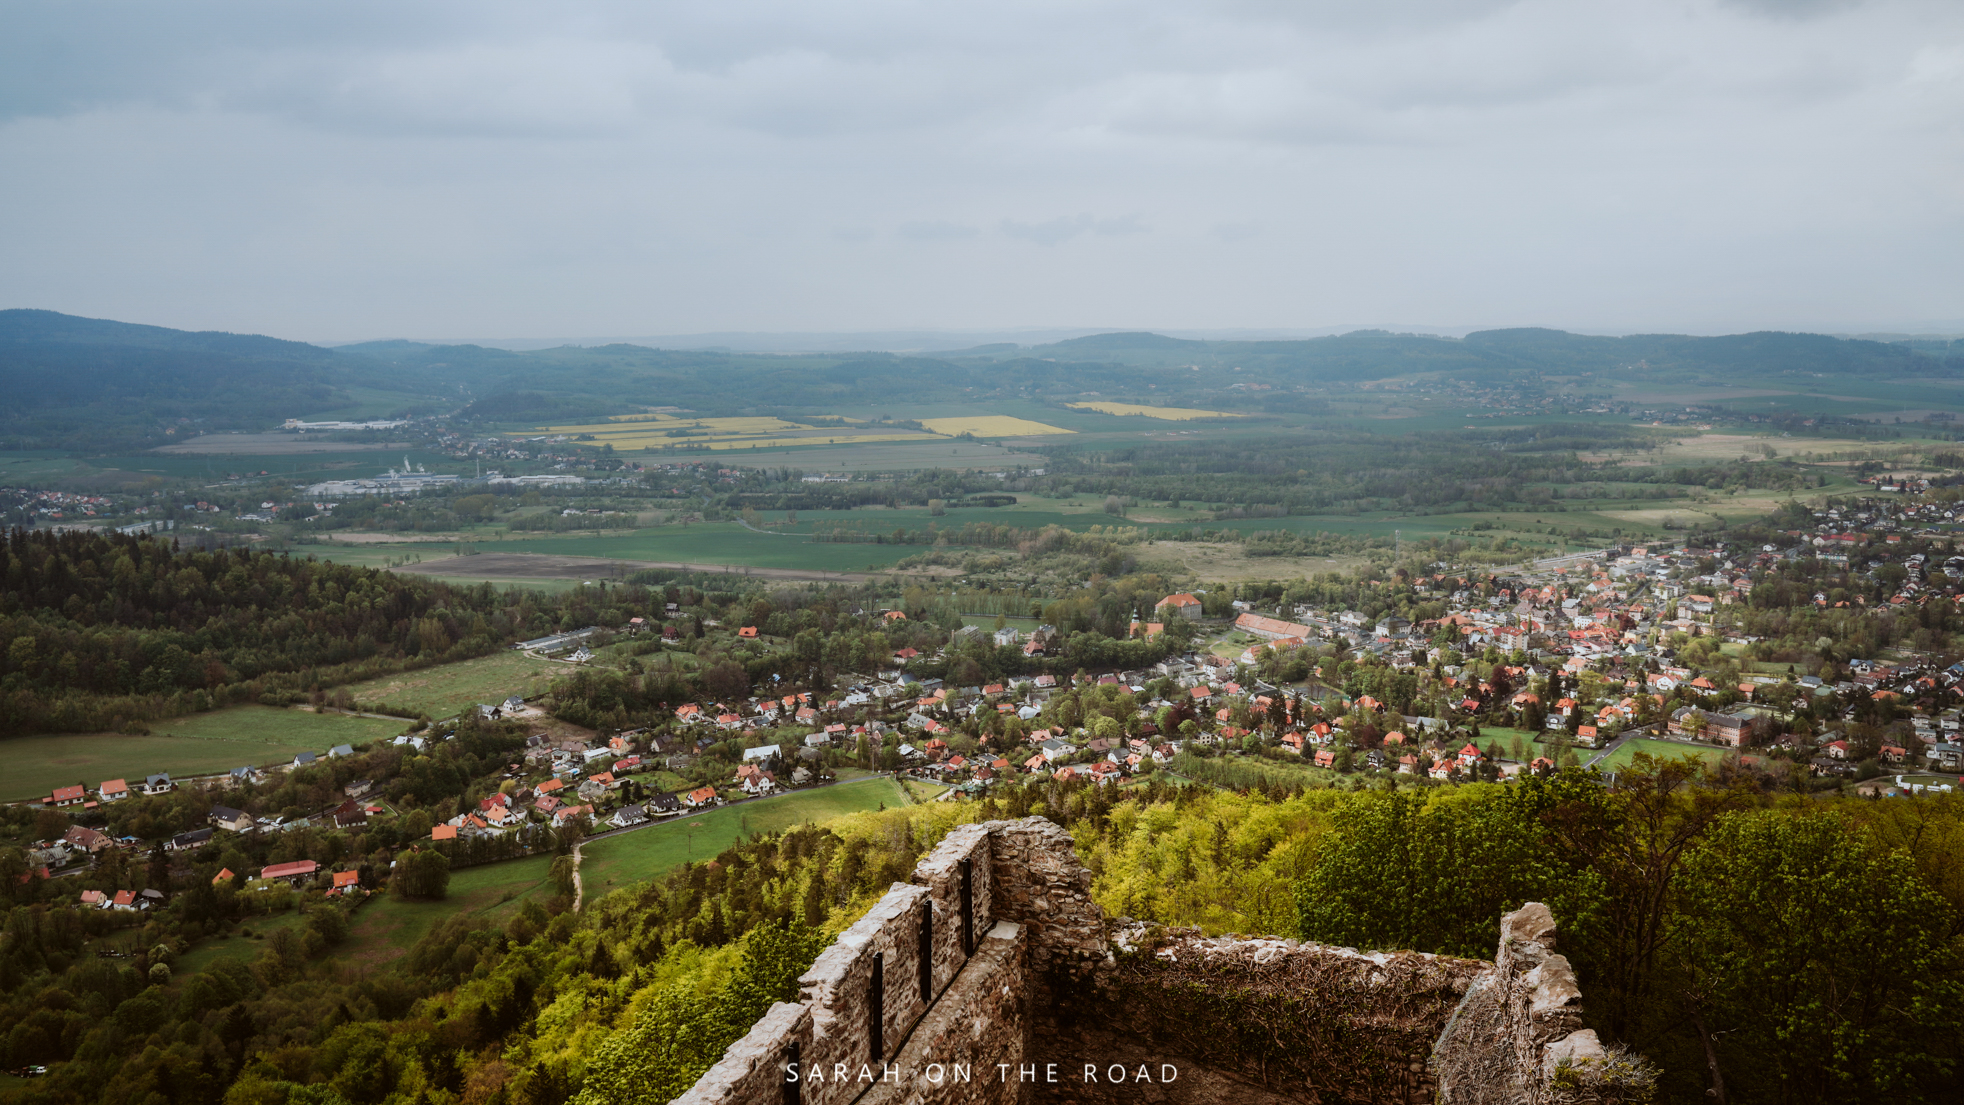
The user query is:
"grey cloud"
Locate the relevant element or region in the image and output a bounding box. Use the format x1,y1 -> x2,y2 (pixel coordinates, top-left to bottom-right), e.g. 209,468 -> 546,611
0,0 -> 1956,338
1722,0 -> 1869,18
1211,222 -> 1262,242
1001,214 -> 1148,246
898,221 -> 978,240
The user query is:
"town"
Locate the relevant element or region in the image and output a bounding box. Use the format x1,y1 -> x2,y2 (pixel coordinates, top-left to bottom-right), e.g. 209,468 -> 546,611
18,479 -> 1960,926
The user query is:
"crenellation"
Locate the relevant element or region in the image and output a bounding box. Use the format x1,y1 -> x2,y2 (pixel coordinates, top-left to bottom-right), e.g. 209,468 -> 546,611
912,821 -> 999,1001
679,820 -> 1651,1105
861,921 -> 1029,1105
797,882 -> 934,1105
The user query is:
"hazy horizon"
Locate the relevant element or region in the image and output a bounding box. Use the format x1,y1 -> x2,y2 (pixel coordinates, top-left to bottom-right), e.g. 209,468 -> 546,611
4,1 -> 1960,341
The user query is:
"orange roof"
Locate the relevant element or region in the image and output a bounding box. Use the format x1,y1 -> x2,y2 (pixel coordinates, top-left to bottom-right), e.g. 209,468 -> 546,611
331,870 -> 360,889
212,868 -> 234,885
432,824 -> 458,840
738,626 -> 759,638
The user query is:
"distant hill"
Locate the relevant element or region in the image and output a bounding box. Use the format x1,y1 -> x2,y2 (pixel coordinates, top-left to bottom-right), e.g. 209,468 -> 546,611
2,309 -> 1954,450
0,310 -> 404,450
1004,327 -> 1954,382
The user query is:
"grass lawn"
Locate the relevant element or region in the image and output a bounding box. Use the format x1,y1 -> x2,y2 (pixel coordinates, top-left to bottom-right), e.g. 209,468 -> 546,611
330,651 -> 564,720
1594,737 -> 1732,772
174,911 -> 308,977
1471,727 -> 1570,760
895,777 -> 950,803
0,706 -> 407,801
337,854 -> 560,968
578,777 -> 907,894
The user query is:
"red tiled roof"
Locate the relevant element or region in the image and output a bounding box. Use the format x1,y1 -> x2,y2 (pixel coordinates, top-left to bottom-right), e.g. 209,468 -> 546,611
259,860 -> 319,880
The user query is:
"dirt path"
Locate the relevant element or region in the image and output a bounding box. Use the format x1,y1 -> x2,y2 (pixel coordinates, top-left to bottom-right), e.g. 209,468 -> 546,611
393,552 -> 880,584
571,841 -> 585,912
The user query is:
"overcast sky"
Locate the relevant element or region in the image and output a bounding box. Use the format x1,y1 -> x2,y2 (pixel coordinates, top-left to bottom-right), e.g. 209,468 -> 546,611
3,0 -> 1960,342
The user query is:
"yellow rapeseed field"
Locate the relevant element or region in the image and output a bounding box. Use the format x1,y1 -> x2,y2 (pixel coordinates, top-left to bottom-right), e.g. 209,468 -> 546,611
917,416 -> 1073,437
512,414 -> 942,451
1065,402 -> 1240,420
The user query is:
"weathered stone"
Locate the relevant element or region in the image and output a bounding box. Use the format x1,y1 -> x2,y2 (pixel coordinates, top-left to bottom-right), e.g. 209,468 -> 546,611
678,825 -> 1646,1105
1524,955 -> 1583,1019
1500,901 -> 1558,949
1543,1029 -> 1606,1080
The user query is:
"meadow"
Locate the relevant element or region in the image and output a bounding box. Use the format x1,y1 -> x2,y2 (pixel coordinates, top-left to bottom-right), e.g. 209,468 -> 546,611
337,853 -> 560,968
82,448 -> 456,483
328,651 -> 564,720
489,526 -> 927,571
1064,401 -> 1239,420
1,706 -> 408,801
173,910 -> 309,977
292,778 -> 913,966
1591,737 -> 1732,772
711,440 -> 1047,470
576,776 -> 908,894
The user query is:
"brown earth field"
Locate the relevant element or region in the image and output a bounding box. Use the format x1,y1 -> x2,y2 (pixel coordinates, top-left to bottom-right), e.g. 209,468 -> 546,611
393,552 -> 882,583
154,433 -> 414,455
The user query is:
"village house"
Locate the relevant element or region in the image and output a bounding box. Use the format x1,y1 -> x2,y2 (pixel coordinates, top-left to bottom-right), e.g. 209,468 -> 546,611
1156,593 -> 1204,620
63,825 -> 112,854
208,806 -> 254,832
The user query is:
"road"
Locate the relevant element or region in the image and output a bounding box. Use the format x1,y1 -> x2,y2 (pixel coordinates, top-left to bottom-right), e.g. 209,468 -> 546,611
1583,731 -> 1639,770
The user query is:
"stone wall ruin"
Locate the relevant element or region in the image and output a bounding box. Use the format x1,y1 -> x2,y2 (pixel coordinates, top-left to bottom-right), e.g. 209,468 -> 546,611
674,817 -> 1650,1105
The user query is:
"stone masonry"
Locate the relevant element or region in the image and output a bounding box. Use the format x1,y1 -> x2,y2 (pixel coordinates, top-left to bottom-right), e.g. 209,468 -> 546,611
675,819 -> 1647,1105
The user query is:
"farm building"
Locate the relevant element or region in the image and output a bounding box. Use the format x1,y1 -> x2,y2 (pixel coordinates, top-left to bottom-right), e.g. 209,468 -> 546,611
259,860 -> 320,885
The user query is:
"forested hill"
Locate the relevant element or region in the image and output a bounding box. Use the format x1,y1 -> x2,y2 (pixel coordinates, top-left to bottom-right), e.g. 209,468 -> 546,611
4,309 -> 1958,447
0,311 -> 399,450
0,529 -> 594,736
995,326 -> 1960,381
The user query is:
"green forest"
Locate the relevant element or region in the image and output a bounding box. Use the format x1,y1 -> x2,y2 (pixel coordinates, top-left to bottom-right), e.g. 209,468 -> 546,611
1,767 -> 1953,1104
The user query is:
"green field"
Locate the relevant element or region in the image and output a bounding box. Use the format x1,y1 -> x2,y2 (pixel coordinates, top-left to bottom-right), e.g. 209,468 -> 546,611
338,854 -> 559,967
174,910 -> 308,977
1592,737 -> 1731,772
486,526 -> 926,571
79,448 -> 457,483
330,651 -> 564,720
577,777 -> 908,894
323,777 -> 907,964
1,706 -> 408,801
